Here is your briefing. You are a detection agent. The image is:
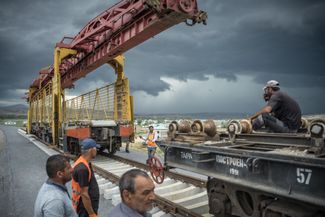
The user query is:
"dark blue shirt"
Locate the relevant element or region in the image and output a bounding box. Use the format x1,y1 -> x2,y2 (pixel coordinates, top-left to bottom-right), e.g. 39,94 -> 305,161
72,162 -> 99,212
107,202 -> 152,217
267,90 -> 301,130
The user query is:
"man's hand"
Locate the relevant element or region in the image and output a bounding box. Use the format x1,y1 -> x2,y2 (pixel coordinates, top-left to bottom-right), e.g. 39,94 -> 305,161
80,187 -> 96,216
249,106 -> 272,124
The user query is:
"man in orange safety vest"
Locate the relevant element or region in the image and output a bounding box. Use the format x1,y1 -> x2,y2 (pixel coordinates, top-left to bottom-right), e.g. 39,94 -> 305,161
140,126 -> 158,164
72,138 -> 100,217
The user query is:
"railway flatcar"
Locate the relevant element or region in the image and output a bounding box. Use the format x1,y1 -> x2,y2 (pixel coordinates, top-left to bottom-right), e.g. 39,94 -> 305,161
160,119 -> 325,217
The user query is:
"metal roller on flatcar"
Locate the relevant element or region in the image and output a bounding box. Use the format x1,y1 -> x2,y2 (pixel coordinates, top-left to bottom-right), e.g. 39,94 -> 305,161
167,119 -> 219,142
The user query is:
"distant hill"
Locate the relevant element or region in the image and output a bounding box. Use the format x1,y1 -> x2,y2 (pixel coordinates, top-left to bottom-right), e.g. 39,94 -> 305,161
135,112 -> 248,120
0,104 -> 28,118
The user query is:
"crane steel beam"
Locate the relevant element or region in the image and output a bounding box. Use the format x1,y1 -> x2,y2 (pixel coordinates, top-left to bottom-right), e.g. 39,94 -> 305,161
30,0 -> 206,96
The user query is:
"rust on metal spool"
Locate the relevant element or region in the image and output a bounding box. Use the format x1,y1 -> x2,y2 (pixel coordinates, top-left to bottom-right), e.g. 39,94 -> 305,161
168,121 -> 179,133
227,120 -> 242,134
178,120 -> 192,133
300,118 -> 309,129
191,120 -> 204,133
240,119 -> 253,134
203,120 -> 217,137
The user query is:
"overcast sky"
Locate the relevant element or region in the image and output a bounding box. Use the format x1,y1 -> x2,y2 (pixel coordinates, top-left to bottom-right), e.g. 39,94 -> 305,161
0,0 -> 324,115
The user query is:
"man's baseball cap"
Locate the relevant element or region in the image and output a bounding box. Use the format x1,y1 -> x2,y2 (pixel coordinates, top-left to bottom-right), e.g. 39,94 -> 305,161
263,80 -> 280,90
81,138 -> 101,150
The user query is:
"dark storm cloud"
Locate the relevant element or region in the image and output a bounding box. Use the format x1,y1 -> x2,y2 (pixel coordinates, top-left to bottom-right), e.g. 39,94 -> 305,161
0,0 -> 118,104
124,0 -> 325,92
0,0 -> 324,112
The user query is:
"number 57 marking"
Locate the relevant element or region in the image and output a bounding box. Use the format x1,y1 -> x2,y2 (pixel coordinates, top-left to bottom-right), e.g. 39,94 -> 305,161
296,168 -> 312,185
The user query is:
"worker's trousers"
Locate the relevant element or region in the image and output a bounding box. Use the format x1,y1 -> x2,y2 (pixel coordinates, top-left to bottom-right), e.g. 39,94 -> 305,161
147,147 -> 156,160
252,113 -> 297,133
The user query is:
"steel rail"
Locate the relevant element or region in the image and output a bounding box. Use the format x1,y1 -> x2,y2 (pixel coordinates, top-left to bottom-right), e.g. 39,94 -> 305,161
92,163 -> 203,217
108,154 -> 207,188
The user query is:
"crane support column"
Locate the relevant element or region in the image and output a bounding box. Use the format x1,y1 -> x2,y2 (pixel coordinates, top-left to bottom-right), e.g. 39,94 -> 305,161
27,87 -> 37,134
52,47 -> 77,147
108,55 -> 132,122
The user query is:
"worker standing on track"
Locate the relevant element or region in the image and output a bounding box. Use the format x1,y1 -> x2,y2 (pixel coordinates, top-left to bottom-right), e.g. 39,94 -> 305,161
125,134 -> 133,153
34,154 -> 77,217
139,126 -> 158,164
72,138 -> 100,217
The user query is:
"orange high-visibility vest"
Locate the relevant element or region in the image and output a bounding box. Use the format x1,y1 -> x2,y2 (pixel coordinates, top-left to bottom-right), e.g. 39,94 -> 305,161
147,132 -> 157,147
71,156 -> 91,210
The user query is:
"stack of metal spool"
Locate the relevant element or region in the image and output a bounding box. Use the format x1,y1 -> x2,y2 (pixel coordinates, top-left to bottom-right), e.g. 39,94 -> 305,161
168,119 -> 217,138
226,117 -> 325,136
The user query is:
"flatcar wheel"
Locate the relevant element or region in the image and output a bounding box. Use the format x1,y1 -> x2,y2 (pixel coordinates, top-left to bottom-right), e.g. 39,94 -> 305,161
236,191 -> 255,216
149,156 -> 165,184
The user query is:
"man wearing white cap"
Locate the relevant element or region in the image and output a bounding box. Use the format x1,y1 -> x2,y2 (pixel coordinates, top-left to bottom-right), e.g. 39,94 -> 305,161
249,80 -> 301,133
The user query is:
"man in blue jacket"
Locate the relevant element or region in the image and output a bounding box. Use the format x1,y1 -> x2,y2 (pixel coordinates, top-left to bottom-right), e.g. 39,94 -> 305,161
34,154 -> 77,217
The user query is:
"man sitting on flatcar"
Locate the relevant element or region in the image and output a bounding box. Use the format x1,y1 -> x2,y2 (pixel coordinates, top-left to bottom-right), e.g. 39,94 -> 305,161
249,80 -> 301,133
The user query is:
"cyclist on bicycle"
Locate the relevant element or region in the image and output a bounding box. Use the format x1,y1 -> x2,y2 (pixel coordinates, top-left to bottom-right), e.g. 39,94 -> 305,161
140,126 -> 158,164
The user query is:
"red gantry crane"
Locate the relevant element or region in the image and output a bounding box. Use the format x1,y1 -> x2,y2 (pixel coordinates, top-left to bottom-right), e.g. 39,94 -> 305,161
27,0 -> 207,153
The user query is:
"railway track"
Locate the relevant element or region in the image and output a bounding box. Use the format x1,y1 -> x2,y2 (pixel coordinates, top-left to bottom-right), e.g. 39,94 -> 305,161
18,129 -> 212,217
